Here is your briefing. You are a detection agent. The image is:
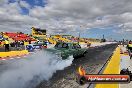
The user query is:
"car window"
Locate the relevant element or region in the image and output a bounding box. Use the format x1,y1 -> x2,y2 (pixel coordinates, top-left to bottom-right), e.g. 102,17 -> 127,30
72,43 -> 81,49
62,43 -> 69,49
55,42 -> 62,48
76,44 -> 81,48
58,43 -> 62,48
72,44 -> 76,49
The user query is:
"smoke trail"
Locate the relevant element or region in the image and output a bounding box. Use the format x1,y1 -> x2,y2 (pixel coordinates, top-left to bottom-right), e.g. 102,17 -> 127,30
0,50 -> 74,88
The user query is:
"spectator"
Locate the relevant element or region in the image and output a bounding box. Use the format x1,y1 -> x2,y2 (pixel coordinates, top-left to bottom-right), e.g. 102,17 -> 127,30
10,42 -> 15,47
15,40 -> 18,48
127,40 -> 132,59
20,41 -> 24,45
17,41 -> 20,47
0,40 -> 2,47
5,39 -> 9,51
29,40 -> 31,44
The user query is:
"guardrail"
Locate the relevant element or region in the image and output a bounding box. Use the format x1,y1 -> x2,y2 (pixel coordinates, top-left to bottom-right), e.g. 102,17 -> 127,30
0,50 -> 29,59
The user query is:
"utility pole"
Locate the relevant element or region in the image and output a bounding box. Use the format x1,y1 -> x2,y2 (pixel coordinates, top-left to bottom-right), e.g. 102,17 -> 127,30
101,34 -> 106,42
78,25 -> 82,44
78,32 -> 80,44
103,34 -> 104,39
79,32 -> 80,44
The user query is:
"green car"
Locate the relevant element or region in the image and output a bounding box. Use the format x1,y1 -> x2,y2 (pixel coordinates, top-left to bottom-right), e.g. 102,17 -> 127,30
46,42 -> 87,59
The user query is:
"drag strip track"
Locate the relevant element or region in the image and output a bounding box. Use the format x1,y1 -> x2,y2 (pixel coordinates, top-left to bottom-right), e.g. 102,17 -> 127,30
36,44 -> 117,88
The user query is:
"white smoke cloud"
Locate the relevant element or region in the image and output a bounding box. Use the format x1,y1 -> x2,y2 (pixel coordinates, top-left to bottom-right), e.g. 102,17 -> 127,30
0,50 -> 74,88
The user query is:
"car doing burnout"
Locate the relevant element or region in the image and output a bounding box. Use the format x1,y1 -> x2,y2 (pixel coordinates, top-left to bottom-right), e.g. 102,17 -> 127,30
46,42 -> 87,59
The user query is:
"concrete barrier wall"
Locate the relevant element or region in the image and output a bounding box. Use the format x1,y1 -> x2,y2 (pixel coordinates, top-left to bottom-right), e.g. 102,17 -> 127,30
0,50 -> 29,58
95,47 -> 120,88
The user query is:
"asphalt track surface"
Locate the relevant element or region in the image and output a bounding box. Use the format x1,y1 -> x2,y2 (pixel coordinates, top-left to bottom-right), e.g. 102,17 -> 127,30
36,43 -> 117,88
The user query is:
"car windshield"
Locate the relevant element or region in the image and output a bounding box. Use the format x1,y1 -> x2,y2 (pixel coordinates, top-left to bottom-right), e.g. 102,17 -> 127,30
62,43 -> 69,49
55,42 -> 69,49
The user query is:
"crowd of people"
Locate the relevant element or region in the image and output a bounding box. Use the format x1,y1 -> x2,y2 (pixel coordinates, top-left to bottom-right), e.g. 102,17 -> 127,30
0,32 -> 36,52
119,40 -> 132,59
0,38 -> 26,52
0,33 -> 49,52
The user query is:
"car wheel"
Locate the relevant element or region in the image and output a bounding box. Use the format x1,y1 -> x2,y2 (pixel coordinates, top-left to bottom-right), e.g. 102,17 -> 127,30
73,54 -> 79,59
73,54 -> 84,59
82,51 -> 87,57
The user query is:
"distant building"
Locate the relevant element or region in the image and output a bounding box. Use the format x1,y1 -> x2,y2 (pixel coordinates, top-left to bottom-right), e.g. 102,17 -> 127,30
31,27 -> 47,40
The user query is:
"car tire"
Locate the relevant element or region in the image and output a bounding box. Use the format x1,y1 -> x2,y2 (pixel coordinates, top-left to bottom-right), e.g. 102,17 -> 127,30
73,54 -> 84,59
73,54 -> 80,59
82,51 -> 87,57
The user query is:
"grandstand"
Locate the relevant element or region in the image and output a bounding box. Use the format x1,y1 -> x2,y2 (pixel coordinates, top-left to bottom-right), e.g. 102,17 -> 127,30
31,27 -> 46,38
4,32 -> 36,41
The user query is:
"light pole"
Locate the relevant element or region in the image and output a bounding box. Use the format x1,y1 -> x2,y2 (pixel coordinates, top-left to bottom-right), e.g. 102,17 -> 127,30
78,32 -> 80,44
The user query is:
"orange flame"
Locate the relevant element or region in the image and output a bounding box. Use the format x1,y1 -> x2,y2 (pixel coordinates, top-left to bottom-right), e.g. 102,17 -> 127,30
78,66 -> 86,76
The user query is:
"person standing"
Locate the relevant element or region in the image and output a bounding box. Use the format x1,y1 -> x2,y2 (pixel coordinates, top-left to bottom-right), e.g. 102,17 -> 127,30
29,40 -> 31,44
15,40 -> 18,48
123,39 -> 125,46
5,39 -> 9,51
127,41 -> 132,59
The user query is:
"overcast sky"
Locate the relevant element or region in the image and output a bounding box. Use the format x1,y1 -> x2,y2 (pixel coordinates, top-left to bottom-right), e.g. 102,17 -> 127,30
0,0 -> 132,40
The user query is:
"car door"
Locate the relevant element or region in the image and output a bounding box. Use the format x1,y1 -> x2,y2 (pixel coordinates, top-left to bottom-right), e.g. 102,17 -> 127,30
72,43 -> 83,56
70,43 -> 78,55
61,43 -> 71,58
